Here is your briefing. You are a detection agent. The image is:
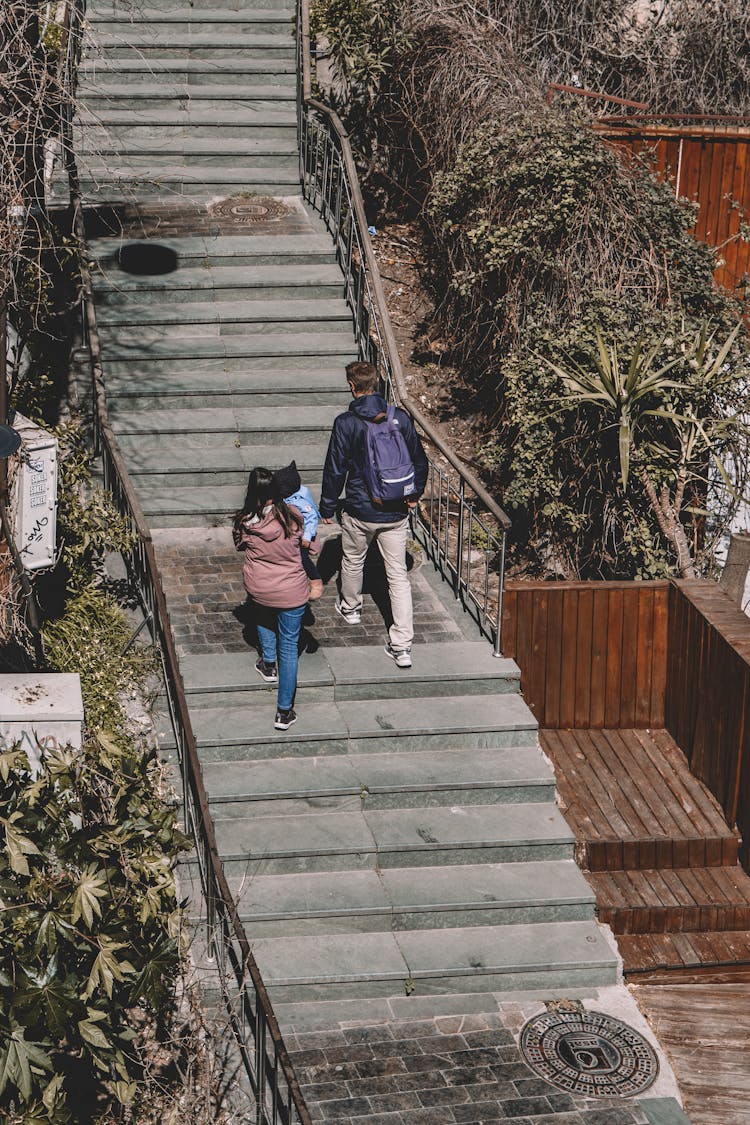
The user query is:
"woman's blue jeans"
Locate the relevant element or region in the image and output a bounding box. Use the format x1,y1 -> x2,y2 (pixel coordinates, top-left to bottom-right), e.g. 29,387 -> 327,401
255,604 -> 306,711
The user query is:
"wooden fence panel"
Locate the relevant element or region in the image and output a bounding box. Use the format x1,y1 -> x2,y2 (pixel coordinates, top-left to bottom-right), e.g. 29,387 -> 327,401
597,120 -> 750,297
501,581 -> 669,728
665,581 -> 750,868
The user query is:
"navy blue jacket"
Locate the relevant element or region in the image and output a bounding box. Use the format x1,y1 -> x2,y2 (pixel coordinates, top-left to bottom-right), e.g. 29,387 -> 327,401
320,394 -> 429,524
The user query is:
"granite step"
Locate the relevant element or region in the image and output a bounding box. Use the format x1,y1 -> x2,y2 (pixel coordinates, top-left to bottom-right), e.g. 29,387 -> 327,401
88,6 -> 295,27
245,921 -> 618,1002
76,145 -> 299,172
100,336 -> 353,366
181,860 -> 594,934
72,163 -> 300,193
131,482 -> 284,525
89,234 -> 336,269
210,801 -> 574,875
77,108 -> 297,136
86,24 -> 292,47
80,84 -> 295,106
109,403 -> 340,439
96,300 -> 351,334
180,644 -> 521,706
203,747 -> 555,814
80,58 -> 297,87
102,363 -> 347,407
116,440 -> 328,487
187,693 -> 539,761
93,264 -> 344,301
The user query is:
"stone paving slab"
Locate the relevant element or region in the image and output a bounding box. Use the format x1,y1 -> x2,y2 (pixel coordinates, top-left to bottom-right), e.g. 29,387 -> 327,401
152,524 -> 469,655
284,1009 -> 658,1125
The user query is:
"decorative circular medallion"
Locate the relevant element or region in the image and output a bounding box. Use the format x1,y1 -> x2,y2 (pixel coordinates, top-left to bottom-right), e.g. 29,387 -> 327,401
520,1009 -> 658,1097
208,196 -> 292,223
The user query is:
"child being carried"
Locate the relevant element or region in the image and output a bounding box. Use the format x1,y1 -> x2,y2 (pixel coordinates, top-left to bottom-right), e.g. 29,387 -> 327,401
274,461 -> 324,600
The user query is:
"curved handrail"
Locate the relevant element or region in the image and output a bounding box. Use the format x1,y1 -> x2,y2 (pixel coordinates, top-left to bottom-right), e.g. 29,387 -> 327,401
299,0 -> 511,533
61,4 -> 311,1121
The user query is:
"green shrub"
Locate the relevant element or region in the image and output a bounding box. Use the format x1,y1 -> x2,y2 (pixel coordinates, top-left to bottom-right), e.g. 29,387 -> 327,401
0,734 -> 188,1122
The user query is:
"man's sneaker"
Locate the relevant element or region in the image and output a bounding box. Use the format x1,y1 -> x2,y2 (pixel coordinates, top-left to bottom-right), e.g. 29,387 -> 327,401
384,643 -> 412,669
335,597 -> 361,625
255,657 -> 278,683
274,708 -> 297,731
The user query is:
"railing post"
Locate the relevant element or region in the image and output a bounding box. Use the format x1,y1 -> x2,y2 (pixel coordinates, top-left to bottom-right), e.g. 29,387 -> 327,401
455,478 -> 465,599
494,531 -> 506,657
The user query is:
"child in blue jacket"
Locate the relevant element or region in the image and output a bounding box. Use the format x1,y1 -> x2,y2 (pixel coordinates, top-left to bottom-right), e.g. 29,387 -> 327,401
274,461 -> 323,598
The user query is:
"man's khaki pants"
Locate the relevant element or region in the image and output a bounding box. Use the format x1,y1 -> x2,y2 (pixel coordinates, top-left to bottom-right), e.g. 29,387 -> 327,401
340,512 -> 413,650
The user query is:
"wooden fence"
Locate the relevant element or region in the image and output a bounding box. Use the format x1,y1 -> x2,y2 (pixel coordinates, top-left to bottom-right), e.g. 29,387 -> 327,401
666,580 -> 750,869
597,116 -> 750,297
501,580 -> 669,729
502,578 -> 750,867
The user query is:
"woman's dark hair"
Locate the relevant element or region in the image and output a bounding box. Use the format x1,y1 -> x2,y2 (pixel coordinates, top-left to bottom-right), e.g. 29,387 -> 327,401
234,466 -> 302,537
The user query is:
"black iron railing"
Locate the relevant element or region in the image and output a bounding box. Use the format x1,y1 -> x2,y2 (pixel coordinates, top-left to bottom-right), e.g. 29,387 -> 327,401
297,0 -> 511,654
60,4 -> 311,1121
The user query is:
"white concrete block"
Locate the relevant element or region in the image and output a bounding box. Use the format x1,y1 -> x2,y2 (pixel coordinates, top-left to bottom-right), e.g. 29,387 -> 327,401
0,674 -> 84,771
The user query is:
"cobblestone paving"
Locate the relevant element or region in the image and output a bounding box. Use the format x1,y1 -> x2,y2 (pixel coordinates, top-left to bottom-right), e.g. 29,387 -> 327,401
152,525 -> 466,657
285,1011 -> 651,1125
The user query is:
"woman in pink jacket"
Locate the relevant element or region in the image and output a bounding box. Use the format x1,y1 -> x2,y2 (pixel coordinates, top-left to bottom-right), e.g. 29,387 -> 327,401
233,467 -> 314,730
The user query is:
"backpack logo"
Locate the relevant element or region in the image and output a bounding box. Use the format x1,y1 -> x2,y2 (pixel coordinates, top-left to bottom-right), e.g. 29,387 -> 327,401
362,406 -> 416,503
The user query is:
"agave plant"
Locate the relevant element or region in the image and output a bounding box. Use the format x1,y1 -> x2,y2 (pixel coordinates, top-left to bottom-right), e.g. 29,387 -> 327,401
545,322 -> 748,577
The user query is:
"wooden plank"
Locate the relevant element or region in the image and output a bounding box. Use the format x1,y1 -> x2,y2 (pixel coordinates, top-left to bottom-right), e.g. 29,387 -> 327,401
618,586 -> 640,727
528,589 -> 548,724
589,588 -> 609,727
557,587 -> 578,729
618,729 -> 693,839
650,584 -> 668,725
573,729 -> 647,841
650,728 -> 736,839
634,586 -> 654,726
543,587 -> 564,728
594,730 -> 668,838
604,588 -> 624,727
573,587 -> 594,727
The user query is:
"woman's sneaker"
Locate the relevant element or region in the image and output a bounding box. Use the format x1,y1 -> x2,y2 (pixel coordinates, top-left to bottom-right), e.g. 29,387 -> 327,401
274,708 -> 297,731
255,657 -> 278,683
335,597 -> 361,624
384,642 -> 412,669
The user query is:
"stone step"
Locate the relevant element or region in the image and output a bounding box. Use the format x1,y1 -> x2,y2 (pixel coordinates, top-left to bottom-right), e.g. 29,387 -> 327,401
93,263 -> 343,301
180,644 -> 521,706
89,1 -> 294,15
102,362 -> 347,408
133,482 -> 287,525
78,133 -> 296,159
77,108 -> 297,136
202,744 -> 554,813
211,801 -> 573,875
73,163 -> 300,192
245,921 -> 618,1002
187,693 -> 539,760
96,299 -> 351,334
88,32 -> 295,59
81,58 -> 296,86
109,403 -> 340,439
181,860 -> 594,934
101,336 -> 352,366
80,83 -> 295,106
116,439 -> 328,486
90,234 -> 334,269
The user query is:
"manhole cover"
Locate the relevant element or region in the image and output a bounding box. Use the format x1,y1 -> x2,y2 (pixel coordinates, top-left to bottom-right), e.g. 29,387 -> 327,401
520,1009 -> 658,1097
208,197 -> 292,222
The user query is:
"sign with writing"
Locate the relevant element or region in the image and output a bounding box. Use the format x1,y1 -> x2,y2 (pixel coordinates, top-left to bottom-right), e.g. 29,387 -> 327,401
9,413 -> 58,571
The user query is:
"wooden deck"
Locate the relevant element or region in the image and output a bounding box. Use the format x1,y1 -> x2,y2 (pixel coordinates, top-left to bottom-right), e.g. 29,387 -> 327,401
541,728 -> 739,870
540,728 -> 750,976
631,983 -> 750,1125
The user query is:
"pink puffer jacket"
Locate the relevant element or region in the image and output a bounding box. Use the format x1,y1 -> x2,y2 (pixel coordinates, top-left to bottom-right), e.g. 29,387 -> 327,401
236,505 -> 314,609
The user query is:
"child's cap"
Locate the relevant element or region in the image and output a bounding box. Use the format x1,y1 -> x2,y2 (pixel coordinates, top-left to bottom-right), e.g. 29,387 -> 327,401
274,460 -> 301,497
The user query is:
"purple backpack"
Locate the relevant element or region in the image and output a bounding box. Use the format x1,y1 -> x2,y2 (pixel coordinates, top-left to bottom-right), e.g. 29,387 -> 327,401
362,406 -> 417,504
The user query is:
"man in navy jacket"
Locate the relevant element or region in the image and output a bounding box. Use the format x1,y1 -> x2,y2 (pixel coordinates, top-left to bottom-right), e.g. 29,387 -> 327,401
320,361 -> 428,667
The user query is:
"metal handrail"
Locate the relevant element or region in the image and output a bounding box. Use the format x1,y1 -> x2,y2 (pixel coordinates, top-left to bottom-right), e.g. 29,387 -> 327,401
297,0 -> 511,654
60,4 -> 311,1121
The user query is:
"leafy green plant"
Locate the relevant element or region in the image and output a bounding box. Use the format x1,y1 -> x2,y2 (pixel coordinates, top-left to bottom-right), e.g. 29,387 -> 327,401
546,322 -> 748,576
0,734 -> 188,1122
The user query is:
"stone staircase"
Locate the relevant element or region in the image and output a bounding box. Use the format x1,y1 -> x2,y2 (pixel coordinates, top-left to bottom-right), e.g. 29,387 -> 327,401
175,639 -> 619,1017
72,0 -> 619,1035
67,0 -> 299,201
